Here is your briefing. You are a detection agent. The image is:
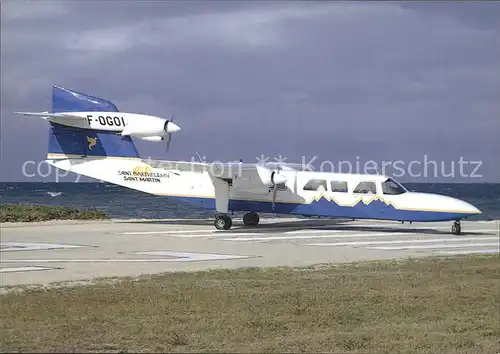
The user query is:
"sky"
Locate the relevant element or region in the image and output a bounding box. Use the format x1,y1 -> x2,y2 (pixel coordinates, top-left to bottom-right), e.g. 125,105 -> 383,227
1,0 -> 499,183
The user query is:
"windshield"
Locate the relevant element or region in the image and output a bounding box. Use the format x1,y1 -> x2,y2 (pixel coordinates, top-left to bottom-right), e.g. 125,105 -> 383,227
382,178 -> 407,195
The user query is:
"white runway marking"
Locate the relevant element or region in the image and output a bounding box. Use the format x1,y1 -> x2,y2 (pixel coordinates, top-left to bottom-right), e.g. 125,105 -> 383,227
4,251 -> 253,263
164,232 -> 264,238
307,236 -> 499,247
119,230 -> 267,238
0,242 -> 87,252
368,242 -> 499,251
329,226 -> 499,232
120,229 -> 215,235
222,232 -> 417,241
0,266 -> 58,273
433,249 -> 500,255
132,251 -> 252,260
203,224 -> 498,256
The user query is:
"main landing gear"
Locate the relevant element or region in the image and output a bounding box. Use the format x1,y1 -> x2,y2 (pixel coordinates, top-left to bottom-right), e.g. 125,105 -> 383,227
214,212 -> 260,230
214,214 -> 232,230
452,220 -> 462,235
243,212 -> 260,227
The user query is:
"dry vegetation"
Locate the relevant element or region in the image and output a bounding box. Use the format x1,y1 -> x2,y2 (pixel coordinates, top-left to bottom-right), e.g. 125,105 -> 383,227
0,203 -> 108,222
1,255 -> 499,353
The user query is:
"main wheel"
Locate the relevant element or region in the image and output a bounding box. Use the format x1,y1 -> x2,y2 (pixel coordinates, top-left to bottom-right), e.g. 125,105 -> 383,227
452,221 -> 461,235
214,215 -> 232,230
243,212 -> 260,227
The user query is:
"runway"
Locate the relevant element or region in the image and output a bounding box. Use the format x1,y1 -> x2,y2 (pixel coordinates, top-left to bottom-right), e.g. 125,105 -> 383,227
1,217 -> 498,288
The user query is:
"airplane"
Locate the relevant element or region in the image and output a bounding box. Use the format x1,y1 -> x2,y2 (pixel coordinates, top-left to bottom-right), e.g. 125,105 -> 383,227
22,86 -> 481,235
16,85 -> 181,152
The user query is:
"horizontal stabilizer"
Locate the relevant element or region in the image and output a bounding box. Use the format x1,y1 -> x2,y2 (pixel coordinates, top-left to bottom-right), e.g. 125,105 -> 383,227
15,111 -> 85,120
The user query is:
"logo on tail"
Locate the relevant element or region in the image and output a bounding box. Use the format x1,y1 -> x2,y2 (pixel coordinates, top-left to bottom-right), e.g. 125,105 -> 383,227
87,136 -> 98,150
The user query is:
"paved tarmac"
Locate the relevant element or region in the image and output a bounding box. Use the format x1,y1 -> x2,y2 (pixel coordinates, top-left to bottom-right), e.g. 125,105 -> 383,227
1,217 -> 498,288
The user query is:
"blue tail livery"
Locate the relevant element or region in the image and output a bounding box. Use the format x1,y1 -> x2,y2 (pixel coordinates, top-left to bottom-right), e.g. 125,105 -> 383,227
51,85 -> 119,113
15,85 -> 181,157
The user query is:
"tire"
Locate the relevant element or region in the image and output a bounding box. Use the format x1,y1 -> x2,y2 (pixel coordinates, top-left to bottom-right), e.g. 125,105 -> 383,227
215,215 -> 232,230
251,212 -> 260,226
243,212 -> 259,227
452,223 -> 461,235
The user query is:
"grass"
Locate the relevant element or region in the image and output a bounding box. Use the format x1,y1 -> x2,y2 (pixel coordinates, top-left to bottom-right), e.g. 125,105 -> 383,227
1,255 -> 499,353
0,203 -> 109,222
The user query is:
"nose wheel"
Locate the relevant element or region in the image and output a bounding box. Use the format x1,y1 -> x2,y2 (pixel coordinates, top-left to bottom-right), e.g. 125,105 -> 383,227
452,220 -> 461,235
214,214 -> 232,230
243,212 -> 260,227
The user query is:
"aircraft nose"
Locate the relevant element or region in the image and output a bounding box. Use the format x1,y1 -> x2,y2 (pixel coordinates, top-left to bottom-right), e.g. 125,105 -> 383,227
166,121 -> 181,133
467,202 -> 481,215
454,197 -> 482,215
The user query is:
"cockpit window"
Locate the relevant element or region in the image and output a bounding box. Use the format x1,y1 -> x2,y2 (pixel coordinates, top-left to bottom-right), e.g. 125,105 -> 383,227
382,178 -> 407,195
353,181 -> 377,194
303,179 -> 327,191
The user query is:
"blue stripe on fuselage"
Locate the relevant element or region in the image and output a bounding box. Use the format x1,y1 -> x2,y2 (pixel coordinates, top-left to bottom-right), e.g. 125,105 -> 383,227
169,196 -> 474,222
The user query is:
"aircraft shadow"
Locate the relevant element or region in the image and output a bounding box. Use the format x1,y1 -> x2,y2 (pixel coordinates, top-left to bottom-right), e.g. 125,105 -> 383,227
117,218 -> 350,228
116,218 -> 493,236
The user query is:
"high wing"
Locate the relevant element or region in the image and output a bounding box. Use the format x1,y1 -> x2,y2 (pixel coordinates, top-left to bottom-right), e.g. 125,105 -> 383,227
142,159 -> 311,179
15,111 -> 86,120
143,160 -> 260,176
143,159 -> 308,213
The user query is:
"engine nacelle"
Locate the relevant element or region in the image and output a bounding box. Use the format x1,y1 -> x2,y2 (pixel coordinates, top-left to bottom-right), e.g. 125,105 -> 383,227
256,165 -> 287,186
140,136 -> 164,142
121,116 -> 180,137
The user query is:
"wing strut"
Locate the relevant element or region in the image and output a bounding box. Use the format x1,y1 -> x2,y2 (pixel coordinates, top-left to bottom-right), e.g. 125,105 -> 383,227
213,177 -> 230,214
272,186 -> 278,212
212,177 -> 232,230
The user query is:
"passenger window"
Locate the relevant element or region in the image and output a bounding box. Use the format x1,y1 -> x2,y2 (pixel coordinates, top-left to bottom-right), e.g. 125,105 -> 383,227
330,181 -> 348,193
303,179 -> 327,191
353,181 -> 377,194
382,178 -> 406,195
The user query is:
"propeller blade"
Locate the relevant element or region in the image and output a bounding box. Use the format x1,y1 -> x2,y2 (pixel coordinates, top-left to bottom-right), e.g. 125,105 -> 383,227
166,133 -> 172,152
165,115 -> 174,153
272,185 -> 278,213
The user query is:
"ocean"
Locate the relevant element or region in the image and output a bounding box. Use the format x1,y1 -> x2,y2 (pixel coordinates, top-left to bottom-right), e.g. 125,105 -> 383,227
1,182 -> 499,221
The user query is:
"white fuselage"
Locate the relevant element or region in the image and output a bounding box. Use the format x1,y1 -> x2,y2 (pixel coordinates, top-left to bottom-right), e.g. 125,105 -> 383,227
46,157 -> 481,222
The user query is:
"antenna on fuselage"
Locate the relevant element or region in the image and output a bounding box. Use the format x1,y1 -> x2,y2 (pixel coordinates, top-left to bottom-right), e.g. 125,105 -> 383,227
195,151 -> 203,163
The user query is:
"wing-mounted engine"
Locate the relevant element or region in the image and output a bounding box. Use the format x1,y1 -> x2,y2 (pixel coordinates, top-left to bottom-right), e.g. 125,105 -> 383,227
256,165 -> 288,212
256,165 -> 287,186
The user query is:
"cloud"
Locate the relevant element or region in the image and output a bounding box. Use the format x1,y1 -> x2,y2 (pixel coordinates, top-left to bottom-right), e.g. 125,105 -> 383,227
1,1 -> 499,182
1,0 -> 69,20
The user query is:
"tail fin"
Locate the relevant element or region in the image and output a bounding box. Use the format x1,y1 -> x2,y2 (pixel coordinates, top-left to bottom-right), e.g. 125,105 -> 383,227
47,86 -> 140,159
51,85 -> 119,113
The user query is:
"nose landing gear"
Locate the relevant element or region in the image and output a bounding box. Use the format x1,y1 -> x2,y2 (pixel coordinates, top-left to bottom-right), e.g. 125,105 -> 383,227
452,220 -> 461,235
